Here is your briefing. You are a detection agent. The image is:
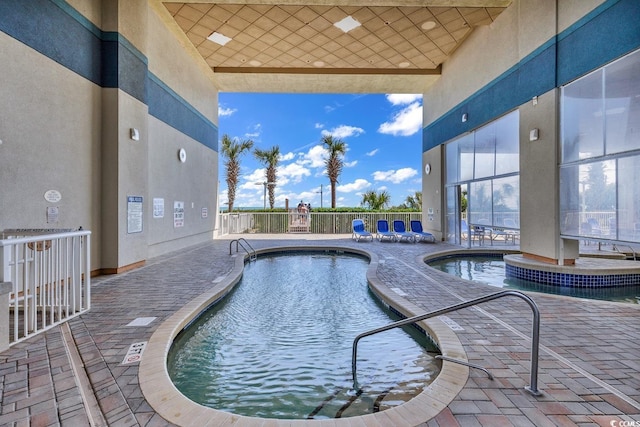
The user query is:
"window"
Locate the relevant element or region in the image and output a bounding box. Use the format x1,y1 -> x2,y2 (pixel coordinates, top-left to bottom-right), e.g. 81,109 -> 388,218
445,110 -> 520,229
560,49 -> 640,243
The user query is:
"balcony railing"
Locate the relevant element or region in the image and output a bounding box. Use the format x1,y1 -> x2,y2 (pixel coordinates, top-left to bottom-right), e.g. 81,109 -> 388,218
217,211 -> 424,235
0,229 -> 91,351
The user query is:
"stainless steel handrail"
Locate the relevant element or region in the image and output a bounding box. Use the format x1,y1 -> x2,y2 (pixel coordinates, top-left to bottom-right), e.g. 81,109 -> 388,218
352,290 -> 541,396
229,238 -> 257,261
612,244 -> 637,261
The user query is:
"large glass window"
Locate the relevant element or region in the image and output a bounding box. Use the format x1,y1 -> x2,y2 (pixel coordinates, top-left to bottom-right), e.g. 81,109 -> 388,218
445,110 -> 520,235
561,70 -> 604,162
560,49 -> 640,243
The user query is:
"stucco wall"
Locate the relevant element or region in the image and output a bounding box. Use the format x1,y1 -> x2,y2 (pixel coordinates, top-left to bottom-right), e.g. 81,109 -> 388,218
0,28 -> 103,268
421,0 -> 622,262
0,0 -> 219,272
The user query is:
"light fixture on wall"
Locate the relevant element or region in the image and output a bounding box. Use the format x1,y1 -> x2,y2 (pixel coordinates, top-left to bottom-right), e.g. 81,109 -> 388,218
424,163 -> 431,175
130,128 -> 140,141
529,128 -> 539,141
461,113 -> 468,123
178,148 -> 187,163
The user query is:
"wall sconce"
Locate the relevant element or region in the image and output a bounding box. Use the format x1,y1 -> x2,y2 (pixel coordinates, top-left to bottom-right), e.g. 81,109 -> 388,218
461,113 -> 468,123
130,128 -> 140,141
529,128 -> 539,141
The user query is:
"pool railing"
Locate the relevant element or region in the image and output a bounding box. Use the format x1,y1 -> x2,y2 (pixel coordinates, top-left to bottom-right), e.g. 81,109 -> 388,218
352,289 -> 542,396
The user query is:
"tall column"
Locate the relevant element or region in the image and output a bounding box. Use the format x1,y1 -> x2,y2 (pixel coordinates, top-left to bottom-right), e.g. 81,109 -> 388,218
100,0 -> 150,272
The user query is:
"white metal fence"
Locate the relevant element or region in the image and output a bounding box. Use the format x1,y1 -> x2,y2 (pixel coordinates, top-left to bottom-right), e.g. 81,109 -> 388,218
216,211 -> 425,235
0,229 -> 91,351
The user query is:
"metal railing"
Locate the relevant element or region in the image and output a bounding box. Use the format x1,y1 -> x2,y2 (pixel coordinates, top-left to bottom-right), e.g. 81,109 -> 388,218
0,229 -> 91,351
229,238 -> 257,261
352,290 -> 541,396
217,211 -> 424,235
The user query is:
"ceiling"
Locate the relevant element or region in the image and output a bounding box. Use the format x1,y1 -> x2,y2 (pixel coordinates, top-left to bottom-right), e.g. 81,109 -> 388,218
159,1 -> 511,93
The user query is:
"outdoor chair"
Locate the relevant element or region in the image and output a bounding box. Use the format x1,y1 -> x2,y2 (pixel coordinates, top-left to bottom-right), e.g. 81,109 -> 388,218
376,219 -> 397,242
392,220 -> 416,243
410,220 -> 436,243
351,219 -> 373,242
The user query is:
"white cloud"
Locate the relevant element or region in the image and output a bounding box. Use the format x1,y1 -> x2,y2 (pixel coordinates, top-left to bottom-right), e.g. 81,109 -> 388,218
372,167 -> 418,184
344,160 -> 358,168
240,169 -> 267,189
245,123 -> 261,139
337,178 -> 371,193
378,101 -> 422,136
315,123 -> 324,129
366,148 -> 379,156
321,125 -> 364,139
300,145 -> 327,168
386,94 -> 422,105
278,162 -> 311,184
218,105 -> 237,117
279,152 -> 295,161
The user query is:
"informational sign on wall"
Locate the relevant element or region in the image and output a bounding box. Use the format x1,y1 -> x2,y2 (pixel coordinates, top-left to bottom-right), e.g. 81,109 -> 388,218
201,207 -> 208,218
46,206 -> 59,223
174,201 -> 184,228
127,196 -> 143,234
153,198 -> 164,218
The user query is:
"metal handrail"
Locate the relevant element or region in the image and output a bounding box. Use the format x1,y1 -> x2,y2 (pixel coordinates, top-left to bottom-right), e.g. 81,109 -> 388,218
229,238 -> 257,261
352,290 -> 541,396
612,244 -> 637,261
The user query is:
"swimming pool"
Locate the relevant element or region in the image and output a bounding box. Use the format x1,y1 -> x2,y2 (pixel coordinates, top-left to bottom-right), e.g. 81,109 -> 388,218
168,252 -> 441,420
427,254 -> 640,304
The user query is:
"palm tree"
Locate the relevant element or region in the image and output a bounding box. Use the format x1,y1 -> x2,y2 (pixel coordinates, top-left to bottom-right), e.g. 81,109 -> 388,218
253,146 -> 280,209
361,189 -> 391,210
322,135 -> 346,209
403,191 -> 422,210
221,134 -> 254,212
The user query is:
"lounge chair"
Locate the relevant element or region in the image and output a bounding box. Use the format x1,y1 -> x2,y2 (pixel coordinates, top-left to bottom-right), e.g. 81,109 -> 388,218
351,219 -> 373,242
393,220 -> 416,243
410,220 -> 436,243
376,219 -> 397,242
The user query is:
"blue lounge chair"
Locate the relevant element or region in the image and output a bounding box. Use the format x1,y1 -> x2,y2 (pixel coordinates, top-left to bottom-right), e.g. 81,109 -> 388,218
410,220 -> 436,243
376,219 -> 397,242
351,219 -> 373,242
393,220 -> 416,243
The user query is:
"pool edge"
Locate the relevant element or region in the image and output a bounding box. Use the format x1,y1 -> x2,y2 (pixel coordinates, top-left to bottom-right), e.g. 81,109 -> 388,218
139,245 -> 469,426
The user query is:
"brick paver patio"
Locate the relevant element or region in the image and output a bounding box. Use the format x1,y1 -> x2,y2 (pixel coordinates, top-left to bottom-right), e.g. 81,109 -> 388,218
1,235 -> 638,426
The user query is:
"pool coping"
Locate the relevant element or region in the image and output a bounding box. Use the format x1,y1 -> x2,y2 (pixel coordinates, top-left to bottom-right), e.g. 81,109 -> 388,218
139,245 -> 469,426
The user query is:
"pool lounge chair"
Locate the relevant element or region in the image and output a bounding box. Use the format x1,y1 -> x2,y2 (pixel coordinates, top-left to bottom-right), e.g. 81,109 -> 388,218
393,220 -> 416,243
376,219 -> 397,242
351,219 -> 373,242
410,220 -> 436,243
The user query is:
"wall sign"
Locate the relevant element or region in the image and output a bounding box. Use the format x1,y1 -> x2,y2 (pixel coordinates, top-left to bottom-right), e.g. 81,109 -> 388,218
127,196 -> 143,234
44,190 -> 62,203
153,198 -> 164,218
174,201 -> 184,227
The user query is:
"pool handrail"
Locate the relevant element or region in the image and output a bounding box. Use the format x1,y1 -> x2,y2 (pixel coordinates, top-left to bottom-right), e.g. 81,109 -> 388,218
352,290 -> 542,396
229,238 -> 257,261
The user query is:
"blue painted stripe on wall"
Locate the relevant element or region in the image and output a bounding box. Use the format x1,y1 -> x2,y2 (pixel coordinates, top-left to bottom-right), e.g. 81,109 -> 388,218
557,0 -> 640,85
147,74 -> 219,151
0,0 -> 102,85
423,0 -> 640,152
0,0 -> 218,151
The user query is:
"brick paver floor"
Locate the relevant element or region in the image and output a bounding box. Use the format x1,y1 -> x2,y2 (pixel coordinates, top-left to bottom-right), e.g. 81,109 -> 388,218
1,235 -> 638,426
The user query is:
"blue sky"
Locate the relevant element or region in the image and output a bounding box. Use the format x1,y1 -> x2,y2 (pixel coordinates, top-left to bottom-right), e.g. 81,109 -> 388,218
218,93 -> 423,209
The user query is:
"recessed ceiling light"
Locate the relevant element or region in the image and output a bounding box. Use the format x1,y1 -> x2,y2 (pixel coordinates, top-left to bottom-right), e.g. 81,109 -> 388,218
421,21 -> 437,30
249,60 -> 262,66
399,62 -> 410,68
334,16 -> 361,33
207,32 -> 232,46
313,61 -> 325,67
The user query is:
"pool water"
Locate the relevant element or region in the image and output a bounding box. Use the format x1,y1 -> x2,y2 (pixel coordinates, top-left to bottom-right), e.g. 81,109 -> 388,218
168,253 -> 440,419
428,255 -> 640,304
